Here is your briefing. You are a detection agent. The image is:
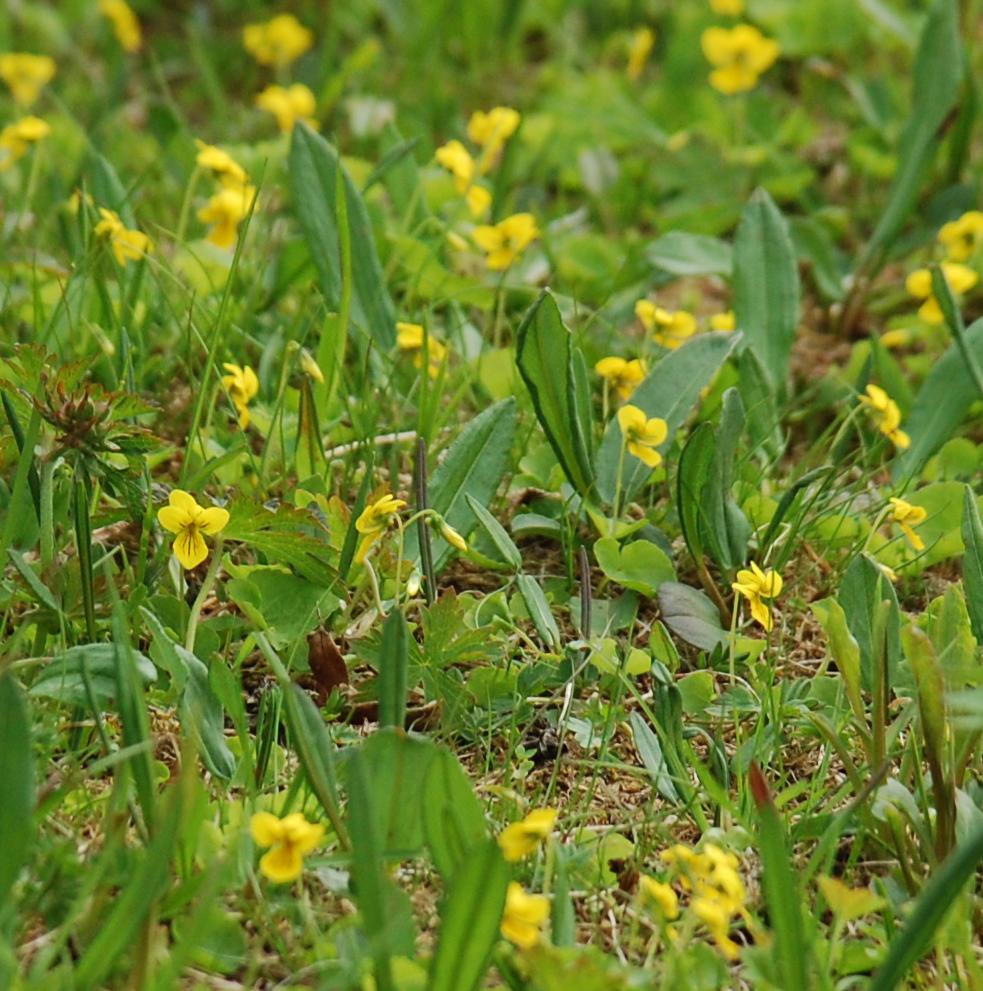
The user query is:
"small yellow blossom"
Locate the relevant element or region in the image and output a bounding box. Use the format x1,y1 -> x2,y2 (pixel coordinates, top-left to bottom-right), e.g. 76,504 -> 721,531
905,262 -> 978,324
99,0 -> 142,53
617,404 -> 668,469
880,328 -> 910,350
938,211 -> 983,262
817,876 -> 886,922
221,363 -> 259,429
0,53 -> 56,107
710,310 -> 736,332
299,348 -> 324,383
498,808 -> 557,862
435,139 -> 475,193
465,184 -> 491,218
635,299 -> 697,349
243,13 -> 314,68
256,83 -> 317,134
701,24 -> 779,95
500,882 -> 549,949
157,489 -> 230,570
732,561 -> 783,631
250,811 -> 324,883
692,895 -> 741,959
472,213 -> 539,270
438,519 -> 468,553
595,356 -> 646,401
397,322 -> 448,378
627,27 -> 655,81
195,140 -> 249,189
710,0 -> 745,14
858,384 -> 910,450
639,876 -> 679,919
467,106 -> 520,173
197,185 -> 257,249
889,497 -> 927,551
355,493 -> 407,564
94,207 -> 152,266
0,115 -> 51,170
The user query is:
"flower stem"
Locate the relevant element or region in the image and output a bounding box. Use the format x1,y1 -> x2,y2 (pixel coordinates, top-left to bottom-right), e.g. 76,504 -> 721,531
609,434 -> 628,537
185,537 -> 224,652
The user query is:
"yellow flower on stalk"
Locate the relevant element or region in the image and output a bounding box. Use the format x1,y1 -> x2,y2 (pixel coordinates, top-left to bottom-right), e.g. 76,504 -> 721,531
627,27 -> 655,81
710,0 -> 745,14
635,299 -> 697,349
595,356 -> 645,401
437,519 -> 468,553
0,116 -> 51,170
701,24 -> 779,95
498,808 -> 557,862
195,140 -> 249,189
255,83 -> 317,134
0,53 -> 56,107
250,811 -> 324,883
710,310 -> 735,332
435,139 -> 475,193
197,185 -> 257,249
157,489 -> 230,570
467,106 -> 520,173
858,384 -> 910,450
99,0 -> 142,53
472,213 -> 539,271
299,348 -> 324,383
938,211 -> 983,262
465,184 -> 491,218
905,262 -> 978,325
639,876 -> 679,919
397,322 -> 448,378
221,362 -> 259,429
355,493 -> 407,564
94,207 -> 152,266
732,561 -> 782,631
243,13 -> 313,68
500,883 -> 549,949
889,497 -> 927,551
617,404 -> 668,469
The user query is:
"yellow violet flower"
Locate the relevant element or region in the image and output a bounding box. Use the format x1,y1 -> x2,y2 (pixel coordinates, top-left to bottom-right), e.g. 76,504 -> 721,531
710,0 -> 745,14
221,362 -> 259,429
355,492 -> 407,564
858,384 -> 910,450
905,262 -> 978,325
938,210 -> 983,262
639,876 -> 679,919
0,53 -> 56,107
701,24 -> 779,95
435,139 -> 475,194
692,895 -> 741,960
710,310 -> 736,332
94,207 -> 152,266
500,882 -> 549,949
465,184 -> 492,218
595,356 -> 645,401
0,116 -> 51,170
889,497 -> 927,551
467,106 -> 520,173
397,322 -> 448,378
195,140 -> 249,189
732,561 -> 783,631
880,328 -> 910,350
256,83 -> 317,134
438,519 -> 468,553
498,808 -> 557,862
617,404 -> 668,469
627,27 -> 655,81
157,489 -> 230,570
198,185 -> 257,250
635,299 -> 697,349
250,811 -> 324,883
99,0 -> 142,53
243,13 -> 314,68
472,213 -> 539,271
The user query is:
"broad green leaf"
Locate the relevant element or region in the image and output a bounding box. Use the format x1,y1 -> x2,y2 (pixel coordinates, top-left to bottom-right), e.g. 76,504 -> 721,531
657,582 -> 726,651
811,599 -> 865,725
30,643 -> 157,708
838,553 -> 901,694
630,711 -> 679,802
421,748 -> 489,880
737,347 -> 783,460
677,422 -> 715,565
181,651 -> 237,780
517,574 -> 561,650
0,676 -> 34,906
646,231 -> 732,277
961,485 -> 983,643
594,537 -> 675,596
377,609 -> 409,731
465,494 -> 522,571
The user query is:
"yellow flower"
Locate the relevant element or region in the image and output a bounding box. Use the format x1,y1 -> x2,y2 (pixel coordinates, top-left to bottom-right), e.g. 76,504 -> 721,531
299,348 -> 324,384
195,140 -> 249,189
692,895 -> 741,959
467,106 -> 520,173
438,519 -> 468,553
701,24 -> 779,95
255,83 -> 317,134
498,808 -> 557,862
732,561 -> 783,631
627,27 -> 655,81
617,404 -> 668,469
710,310 -> 735,332
710,0 -> 744,14
858,384 -> 910,450
0,115 -> 51,170
435,139 -> 475,194
635,299 -> 697,349
99,0 -> 142,53
355,493 -> 407,564
94,207 -> 152,266
595,356 -> 646,401
472,213 -> 539,271
250,811 -> 324,883
243,13 -> 313,68
938,211 -> 983,262
639,876 -> 679,919
221,362 -> 259,429
905,262 -> 978,324
396,322 -> 448,378
889,496 -> 927,551
500,882 -> 549,949
880,328 -> 910,350
157,489 -> 230,570
465,184 -> 492,218
197,185 -> 257,250
817,876 -> 886,923
0,53 -> 56,107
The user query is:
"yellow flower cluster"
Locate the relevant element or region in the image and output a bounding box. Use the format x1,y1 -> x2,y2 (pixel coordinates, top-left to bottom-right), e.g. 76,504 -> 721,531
0,53 -> 56,106
595,356 -> 645,402
938,210 -> 983,262
256,83 -> 317,134
858,384 -> 909,450
472,212 -> 540,271
905,261 -> 977,325
94,207 -> 153,266
635,299 -> 697,349
221,362 -> 259,429
99,0 -> 142,53
397,321 -> 448,378
194,140 -> 257,249
701,24 -> 779,95
732,561 -> 783,631
243,13 -> 313,68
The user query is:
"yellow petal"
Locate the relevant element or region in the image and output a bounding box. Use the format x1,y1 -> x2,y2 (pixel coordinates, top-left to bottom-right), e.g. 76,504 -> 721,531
168,489 -> 200,515
259,843 -> 303,883
174,528 -> 208,570
157,505 -> 191,534
250,811 -> 283,847
749,595 -> 772,631
197,506 -> 230,535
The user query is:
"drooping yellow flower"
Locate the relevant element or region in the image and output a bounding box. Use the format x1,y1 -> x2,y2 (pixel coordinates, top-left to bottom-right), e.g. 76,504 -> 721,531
710,0 -> 745,14
255,83 -> 317,134
732,561 -> 783,631
710,310 -> 735,332
617,404 -> 668,469
250,811 -> 324,883
627,27 -> 655,81
467,106 -> 520,173
905,262 -> 978,325
243,13 -> 314,68
94,207 -> 153,266
498,808 -> 557,862
436,519 -> 468,553
195,140 -> 249,189
938,211 -> 983,262
355,493 -> 407,564
500,883 -> 549,949
299,348 -> 324,384
639,876 -> 680,919
0,116 -> 51,170
99,0 -> 142,53
435,139 -> 475,194
396,322 -> 447,378
157,489 -> 230,570
0,53 -> 56,107
221,362 -> 259,429
595,356 -> 645,401
701,24 -> 779,95
197,185 -> 257,249
889,497 -> 927,551
635,299 -> 697,349
858,384 -> 910,450
472,213 -> 539,270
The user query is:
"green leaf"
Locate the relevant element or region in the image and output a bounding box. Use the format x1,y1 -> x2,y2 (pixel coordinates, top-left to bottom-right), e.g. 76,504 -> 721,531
961,485 -> 983,644
811,599 -> 865,726
30,643 -> 157,708
593,537 -> 675,596
517,574 -> 561,650
377,609 -> 409,731
677,422 -> 715,566
657,582 -> 726,651
0,675 -> 34,906
838,553 -> 901,694
181,651 -> 237,780
733,188 -> 800,393
646,231 -> 733,277
421,748 -> 489,880
630,711 -> 679,802
465,494 -> 522,571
